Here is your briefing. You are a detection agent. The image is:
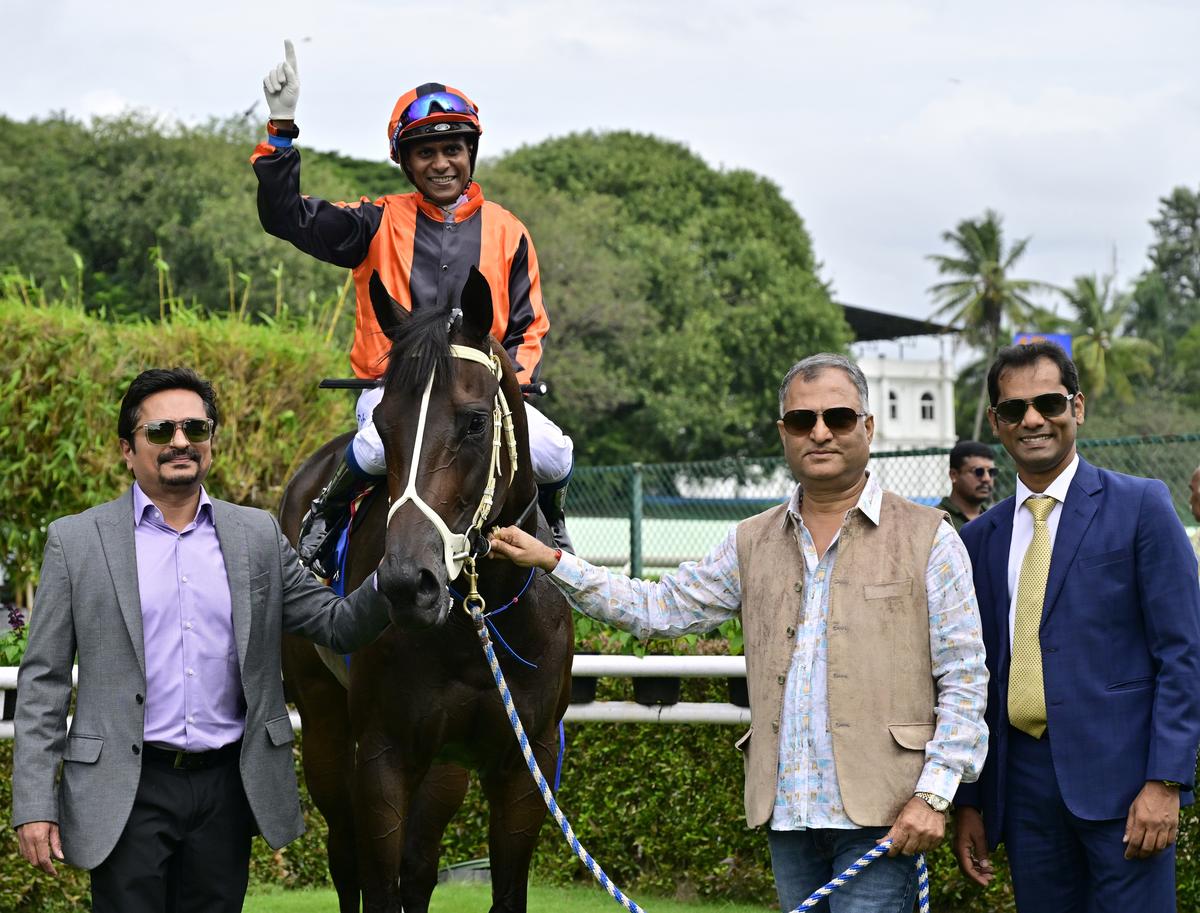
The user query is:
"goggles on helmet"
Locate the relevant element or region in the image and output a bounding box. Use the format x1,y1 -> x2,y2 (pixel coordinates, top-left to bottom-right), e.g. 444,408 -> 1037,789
399,91 -> 477,128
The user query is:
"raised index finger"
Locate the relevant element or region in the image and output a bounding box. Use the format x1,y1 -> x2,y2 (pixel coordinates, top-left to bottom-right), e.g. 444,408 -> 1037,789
284,39 -> 297,75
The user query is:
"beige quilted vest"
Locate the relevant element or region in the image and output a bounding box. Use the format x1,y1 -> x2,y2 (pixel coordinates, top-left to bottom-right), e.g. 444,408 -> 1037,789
734,491 -> 946,827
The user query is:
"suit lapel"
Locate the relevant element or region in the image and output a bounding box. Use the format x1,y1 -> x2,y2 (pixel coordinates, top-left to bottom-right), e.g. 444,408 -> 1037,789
983,498 -> 1015,673
1041,458 -> 1101,625
212,499 -> 252,670
97,489 -> 146,677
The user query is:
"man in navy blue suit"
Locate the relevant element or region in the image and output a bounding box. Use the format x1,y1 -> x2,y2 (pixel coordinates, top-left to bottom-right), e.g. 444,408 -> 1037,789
951,341 -> 1200,911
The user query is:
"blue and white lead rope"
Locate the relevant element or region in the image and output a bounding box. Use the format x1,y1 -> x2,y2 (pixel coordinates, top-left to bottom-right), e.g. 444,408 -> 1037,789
467,597 -> 931,913
787,840 -> 929,912
469,598 -> 648,913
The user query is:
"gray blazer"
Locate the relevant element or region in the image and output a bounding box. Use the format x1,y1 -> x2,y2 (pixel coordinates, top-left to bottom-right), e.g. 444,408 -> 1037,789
11,488 -> 392,870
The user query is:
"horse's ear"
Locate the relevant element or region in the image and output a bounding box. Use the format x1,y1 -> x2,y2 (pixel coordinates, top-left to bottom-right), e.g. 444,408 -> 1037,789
457,267 -> 493,346
369,271 -> 407,336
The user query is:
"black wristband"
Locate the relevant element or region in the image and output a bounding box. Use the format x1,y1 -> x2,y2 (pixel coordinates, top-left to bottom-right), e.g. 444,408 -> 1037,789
267,120 -> 300,139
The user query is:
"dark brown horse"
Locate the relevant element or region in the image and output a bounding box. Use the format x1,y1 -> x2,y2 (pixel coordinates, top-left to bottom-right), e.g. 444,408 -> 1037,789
279,269 -> 574,913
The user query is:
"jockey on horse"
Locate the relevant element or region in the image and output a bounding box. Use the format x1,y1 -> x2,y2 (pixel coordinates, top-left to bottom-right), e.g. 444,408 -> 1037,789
250,40 -> 575,578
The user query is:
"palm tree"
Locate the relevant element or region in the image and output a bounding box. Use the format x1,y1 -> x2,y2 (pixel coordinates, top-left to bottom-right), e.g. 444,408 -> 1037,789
1063,273 -> 1157,402
928,210 -> 1049,438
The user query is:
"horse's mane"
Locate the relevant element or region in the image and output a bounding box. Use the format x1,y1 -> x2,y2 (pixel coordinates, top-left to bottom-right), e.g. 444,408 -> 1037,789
381,306 -> 456,393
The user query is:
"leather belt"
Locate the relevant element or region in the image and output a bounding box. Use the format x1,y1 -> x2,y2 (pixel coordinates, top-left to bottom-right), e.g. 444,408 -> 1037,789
142,739 -> 242,770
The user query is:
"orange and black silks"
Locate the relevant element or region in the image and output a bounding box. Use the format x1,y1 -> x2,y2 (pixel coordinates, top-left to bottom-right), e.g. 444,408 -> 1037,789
251,143 -> 548,383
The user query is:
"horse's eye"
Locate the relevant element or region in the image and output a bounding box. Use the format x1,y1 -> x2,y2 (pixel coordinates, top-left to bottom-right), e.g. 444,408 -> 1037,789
466,412 -> 489,436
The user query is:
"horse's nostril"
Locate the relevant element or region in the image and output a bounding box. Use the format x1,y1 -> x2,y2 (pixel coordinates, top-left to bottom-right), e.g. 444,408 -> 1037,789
417,567 -> 440,598
379,557 -> 450,627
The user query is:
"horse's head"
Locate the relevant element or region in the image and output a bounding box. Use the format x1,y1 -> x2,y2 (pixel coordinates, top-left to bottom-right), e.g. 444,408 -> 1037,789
368,269 -> 532,629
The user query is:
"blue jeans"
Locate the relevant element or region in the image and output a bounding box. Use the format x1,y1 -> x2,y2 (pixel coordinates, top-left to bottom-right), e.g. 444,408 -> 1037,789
767,827 -> 917,913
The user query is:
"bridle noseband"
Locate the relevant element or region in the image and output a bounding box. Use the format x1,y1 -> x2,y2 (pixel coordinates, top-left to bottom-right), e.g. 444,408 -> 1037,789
385,343 -> 519,580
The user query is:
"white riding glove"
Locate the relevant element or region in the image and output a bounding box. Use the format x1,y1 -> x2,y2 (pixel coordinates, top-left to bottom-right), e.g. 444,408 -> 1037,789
262,39 -> 300,121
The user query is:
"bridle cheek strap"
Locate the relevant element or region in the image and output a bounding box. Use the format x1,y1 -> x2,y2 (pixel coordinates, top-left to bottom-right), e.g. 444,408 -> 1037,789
385,345 -> 517,581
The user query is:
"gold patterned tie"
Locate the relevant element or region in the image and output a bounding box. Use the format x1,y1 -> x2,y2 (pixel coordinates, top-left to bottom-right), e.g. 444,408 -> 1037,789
1008,495 -> 1057,738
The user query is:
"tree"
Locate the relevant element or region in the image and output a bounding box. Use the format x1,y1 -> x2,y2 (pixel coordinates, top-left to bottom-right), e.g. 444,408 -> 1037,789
1130,186 -> 1200,379
1062,274 -> 1156,403
488,131 -> 850,462
927,210 -> 1048,438
0,112 -> 396,324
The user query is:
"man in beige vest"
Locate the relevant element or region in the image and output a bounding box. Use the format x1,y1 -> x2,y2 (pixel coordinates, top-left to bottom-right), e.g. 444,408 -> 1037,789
490,353 -> 988,912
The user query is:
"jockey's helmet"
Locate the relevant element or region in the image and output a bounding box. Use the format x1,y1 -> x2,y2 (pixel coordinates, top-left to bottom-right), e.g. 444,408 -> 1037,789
388,83 -> 482,172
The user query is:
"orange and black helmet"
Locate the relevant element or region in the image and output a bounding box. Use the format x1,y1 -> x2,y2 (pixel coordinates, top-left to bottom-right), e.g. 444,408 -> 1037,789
388,83 -> 482,165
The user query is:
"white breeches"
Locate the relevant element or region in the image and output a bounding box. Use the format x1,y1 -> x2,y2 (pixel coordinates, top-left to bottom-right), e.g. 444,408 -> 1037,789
350,386 -> 573,484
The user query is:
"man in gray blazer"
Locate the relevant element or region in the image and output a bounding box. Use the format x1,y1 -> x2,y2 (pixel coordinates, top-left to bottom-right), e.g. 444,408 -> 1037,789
12,367 -> 392,912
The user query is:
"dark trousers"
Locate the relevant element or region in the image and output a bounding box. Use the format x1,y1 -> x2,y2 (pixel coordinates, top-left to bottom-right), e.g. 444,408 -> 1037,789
1004,726 -> 1176,913
90,755 -> 254,913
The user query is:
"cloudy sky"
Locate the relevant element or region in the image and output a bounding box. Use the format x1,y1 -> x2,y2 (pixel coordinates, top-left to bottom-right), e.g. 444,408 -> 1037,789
6,0 -> 1198,325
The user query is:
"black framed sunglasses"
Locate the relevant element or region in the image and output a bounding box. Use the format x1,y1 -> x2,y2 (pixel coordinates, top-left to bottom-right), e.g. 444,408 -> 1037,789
991,392 -> 1076,425
966,466 -> 999,480
781,407 -> 868,436
139,418 -> 214,446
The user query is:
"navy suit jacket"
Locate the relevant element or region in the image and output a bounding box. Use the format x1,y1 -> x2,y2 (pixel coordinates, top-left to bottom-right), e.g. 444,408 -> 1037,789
955,457 -> 1200,849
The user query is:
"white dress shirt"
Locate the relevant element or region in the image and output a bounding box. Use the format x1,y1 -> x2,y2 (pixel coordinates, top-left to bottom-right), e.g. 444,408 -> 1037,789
1006,453 -> 1080,643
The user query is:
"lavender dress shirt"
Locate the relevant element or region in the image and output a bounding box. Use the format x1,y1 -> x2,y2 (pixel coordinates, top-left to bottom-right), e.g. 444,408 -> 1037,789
132,483 -> 244,751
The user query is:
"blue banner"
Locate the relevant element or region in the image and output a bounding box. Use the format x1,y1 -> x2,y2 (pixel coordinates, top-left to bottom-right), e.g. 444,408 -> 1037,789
1013,332 -> 1073,357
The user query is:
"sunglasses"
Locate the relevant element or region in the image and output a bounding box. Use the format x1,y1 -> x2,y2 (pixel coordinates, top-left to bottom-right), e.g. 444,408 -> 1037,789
400,91 -> 476,128
139,418 -> 214,446
991,392 -> 1076,425
781,407 -> 868,435
965,466 -> 999,480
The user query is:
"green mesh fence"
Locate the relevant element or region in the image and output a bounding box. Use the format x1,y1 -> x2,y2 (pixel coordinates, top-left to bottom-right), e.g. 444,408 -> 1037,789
571,434 -> 1200,572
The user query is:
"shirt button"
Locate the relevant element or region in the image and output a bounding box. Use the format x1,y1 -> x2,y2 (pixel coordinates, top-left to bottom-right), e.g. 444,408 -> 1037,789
441,264 -> 449,271
135,693 -> 144,704
132,744 -> 140,755
186,668 -> 195,677
777,674 -> 786,685
181,576 -> 188,583
185,622 -> 193,630
187,716 -> 195,724
771,720 -> 780,733
786,626 -> 796,638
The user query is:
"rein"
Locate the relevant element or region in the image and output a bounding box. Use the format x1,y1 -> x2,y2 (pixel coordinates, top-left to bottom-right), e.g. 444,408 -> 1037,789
385,343 -> 519,580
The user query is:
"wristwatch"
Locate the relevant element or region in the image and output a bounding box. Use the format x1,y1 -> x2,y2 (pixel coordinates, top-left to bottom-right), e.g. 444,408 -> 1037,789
915,791 -> 950,813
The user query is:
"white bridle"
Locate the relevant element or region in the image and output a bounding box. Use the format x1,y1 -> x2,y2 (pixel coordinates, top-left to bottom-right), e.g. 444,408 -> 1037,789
385,344 -> 519,580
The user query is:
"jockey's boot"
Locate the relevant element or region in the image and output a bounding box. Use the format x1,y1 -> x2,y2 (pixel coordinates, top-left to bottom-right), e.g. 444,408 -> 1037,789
298,455 -> 370,579
537,473 -> 575,555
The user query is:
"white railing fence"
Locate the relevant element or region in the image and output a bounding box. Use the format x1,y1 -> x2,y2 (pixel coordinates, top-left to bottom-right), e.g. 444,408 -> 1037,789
0,656 -> 751,740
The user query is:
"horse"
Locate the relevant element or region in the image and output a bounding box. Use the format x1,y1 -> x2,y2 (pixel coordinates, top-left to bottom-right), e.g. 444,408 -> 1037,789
279,268 -> 574,913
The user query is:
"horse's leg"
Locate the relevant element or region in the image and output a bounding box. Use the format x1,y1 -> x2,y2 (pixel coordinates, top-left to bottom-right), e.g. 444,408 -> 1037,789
479,728 -> 559,913
283,635 -> 361,913
354,734 -> 423,913
395,763 -> 471,913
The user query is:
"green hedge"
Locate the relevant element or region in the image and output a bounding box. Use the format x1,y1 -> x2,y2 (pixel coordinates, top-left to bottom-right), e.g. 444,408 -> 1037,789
0,297 -> 353,595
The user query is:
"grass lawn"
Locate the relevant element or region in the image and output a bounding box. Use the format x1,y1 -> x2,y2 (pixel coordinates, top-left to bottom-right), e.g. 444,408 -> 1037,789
244,882 -> 774,912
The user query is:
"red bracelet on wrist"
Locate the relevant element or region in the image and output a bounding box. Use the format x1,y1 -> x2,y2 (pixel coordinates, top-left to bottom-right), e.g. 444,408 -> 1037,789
553,548 -> 563,565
